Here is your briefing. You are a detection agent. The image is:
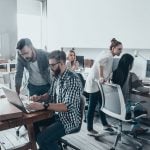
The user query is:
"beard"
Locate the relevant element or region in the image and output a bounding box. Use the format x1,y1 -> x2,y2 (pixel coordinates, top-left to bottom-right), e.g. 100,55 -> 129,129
24,51 -> 34,62
25,57 -> 32,62
51,66 -> 61,77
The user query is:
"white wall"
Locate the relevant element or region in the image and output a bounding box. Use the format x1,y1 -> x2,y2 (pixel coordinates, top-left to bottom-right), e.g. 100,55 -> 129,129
47,0 -> 150,79
47,0 -> 150,50
0,0 -> 17,59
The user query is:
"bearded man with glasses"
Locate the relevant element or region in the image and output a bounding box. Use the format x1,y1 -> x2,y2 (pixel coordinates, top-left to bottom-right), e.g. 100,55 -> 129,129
27,50 -> 82,150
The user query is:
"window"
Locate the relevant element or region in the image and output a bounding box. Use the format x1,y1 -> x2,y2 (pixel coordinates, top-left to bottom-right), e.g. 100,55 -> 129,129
17,0 -> 47,49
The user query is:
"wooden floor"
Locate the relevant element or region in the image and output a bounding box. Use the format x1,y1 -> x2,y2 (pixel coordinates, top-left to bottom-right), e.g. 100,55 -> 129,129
0,117 -> 150,150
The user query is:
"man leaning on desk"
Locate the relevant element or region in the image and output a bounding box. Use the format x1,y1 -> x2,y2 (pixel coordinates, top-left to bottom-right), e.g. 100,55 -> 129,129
15,38 -> 50,96
27,50 -> 82,150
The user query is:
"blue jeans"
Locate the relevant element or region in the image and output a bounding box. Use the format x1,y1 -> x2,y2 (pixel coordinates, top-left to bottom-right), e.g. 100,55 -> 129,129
27,83 -> 50,96
87,91 -> 108,130
33,116 -> 66,150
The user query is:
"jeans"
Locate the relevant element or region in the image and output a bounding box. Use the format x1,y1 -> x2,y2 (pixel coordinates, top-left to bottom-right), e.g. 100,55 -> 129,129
33,116 -> 66,150
27,83 -> 50,96
87,91 -> 108,130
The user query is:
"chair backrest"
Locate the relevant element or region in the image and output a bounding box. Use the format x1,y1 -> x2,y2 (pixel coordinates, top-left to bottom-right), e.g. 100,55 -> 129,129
2,73 -> 11,88
79,95 -> 86,127
96,80 -> 127,121
76,73 -> 85,90
70,95 -> 85,134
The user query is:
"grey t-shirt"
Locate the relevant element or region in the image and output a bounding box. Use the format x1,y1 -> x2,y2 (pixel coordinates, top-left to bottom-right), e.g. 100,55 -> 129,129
29,61 -> 48,85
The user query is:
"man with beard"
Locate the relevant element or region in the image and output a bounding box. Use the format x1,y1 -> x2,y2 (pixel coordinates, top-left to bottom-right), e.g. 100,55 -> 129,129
27,50 -> 82,150
15,38 -> 51,96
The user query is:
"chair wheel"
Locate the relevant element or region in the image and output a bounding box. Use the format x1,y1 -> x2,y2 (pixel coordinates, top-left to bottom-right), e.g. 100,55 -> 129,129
16,130 -> 19,136
63,144 -> 67,149
110,148 -> 115,150
137,147 -> 142,150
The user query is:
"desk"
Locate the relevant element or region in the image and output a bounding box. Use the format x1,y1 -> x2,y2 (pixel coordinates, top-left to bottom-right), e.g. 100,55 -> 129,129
130,90 -> 150,125
0,99 -> 53,150
0,62 -> 16,72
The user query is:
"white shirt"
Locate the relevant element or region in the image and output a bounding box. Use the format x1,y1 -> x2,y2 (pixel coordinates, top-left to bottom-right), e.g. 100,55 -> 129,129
84,50 -> 113,93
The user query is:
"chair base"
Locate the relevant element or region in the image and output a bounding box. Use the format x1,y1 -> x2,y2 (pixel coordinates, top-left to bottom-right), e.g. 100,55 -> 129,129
59,138 -> 80,150
110,130 -> 143,150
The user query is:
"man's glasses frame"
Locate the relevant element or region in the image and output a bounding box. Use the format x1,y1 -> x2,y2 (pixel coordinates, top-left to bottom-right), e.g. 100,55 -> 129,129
49,62 -> 60,68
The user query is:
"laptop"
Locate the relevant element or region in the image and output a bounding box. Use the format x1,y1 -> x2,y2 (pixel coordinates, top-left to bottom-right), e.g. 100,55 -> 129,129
2,87 -> 36,113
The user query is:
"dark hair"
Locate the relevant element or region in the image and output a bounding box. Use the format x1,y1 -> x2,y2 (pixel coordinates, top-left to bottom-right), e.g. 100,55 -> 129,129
48,50 -> 66,63
110,38 -> 122,50
112,53 -> 134,87
16,38 -> 33,50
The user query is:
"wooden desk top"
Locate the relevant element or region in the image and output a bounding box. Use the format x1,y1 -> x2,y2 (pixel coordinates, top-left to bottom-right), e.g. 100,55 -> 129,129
0,110 -> 53,131
0,98 -> 23,121
0,108 -> 53,150
131,90 -> 150,98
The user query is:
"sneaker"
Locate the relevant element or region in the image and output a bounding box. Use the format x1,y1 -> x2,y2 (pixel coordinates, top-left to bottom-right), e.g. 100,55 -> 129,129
87,129 -> 98,135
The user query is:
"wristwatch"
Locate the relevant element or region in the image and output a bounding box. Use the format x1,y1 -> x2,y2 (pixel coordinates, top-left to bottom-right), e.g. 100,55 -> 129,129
42,102 -> 49,110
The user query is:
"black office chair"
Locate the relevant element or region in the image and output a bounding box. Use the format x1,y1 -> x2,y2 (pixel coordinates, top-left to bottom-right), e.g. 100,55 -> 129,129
76,72 -> 89,123
96,80 -> 148,150
59,95 -> 86,150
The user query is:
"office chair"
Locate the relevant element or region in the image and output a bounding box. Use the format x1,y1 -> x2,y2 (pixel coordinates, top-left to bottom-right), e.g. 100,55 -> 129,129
76,72 -> 89,123
2,73 -> 11,88
59,95 -> 86,150
96,80 -> 148,150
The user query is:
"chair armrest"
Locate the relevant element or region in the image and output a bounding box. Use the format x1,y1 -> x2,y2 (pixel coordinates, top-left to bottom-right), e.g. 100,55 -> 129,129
130,101 -> 146,111
130,101 -> 147,119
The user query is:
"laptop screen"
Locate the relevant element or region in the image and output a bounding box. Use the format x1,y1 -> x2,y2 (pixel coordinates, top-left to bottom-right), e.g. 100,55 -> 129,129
2,87 -> 25,111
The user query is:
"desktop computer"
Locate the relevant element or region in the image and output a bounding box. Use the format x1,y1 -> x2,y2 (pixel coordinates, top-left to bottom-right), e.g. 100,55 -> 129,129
76,56 -> 84,68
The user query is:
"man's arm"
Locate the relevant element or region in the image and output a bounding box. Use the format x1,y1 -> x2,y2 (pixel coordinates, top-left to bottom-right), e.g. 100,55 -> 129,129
27,102 -> 68,112
15,58 -> 24,94
47,103 -> 67,112
99,65 -> 105,83
98,57 -> 109,83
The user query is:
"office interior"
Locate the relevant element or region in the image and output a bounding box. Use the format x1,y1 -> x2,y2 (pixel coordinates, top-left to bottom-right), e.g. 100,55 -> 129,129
0,0 -> 150,150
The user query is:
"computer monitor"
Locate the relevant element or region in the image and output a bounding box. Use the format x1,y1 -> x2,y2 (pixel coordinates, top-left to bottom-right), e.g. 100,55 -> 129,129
76,56 -> 84,68
146,60 -> 150,77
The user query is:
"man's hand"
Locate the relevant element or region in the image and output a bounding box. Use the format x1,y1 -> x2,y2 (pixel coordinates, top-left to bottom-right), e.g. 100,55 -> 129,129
30,95 -> 41,102
27,102 -> 44,111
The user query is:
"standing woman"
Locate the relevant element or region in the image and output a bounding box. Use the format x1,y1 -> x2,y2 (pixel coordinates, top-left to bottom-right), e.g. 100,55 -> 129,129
85,38 -> 123,134
66,50 -> 79,71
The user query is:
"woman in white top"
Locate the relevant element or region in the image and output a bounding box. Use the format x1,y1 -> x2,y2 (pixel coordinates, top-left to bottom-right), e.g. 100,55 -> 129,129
85,38 -> 123,134
66,50 -> 79,71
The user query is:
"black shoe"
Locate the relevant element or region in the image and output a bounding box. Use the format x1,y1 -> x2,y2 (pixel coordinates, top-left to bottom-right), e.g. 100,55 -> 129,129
132,128 -> 149,135
87,129 -> 99,135
103,125 -> 114,132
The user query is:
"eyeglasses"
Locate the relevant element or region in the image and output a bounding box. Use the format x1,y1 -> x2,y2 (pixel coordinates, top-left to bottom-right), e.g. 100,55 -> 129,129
118,48 -> 122,51
49,62 -> 60,68
18,51 -> 29,56
69,54 -> 75,56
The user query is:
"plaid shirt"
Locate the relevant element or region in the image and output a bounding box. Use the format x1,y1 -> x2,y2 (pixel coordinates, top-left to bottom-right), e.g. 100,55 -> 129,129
48,69 -> 82,134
